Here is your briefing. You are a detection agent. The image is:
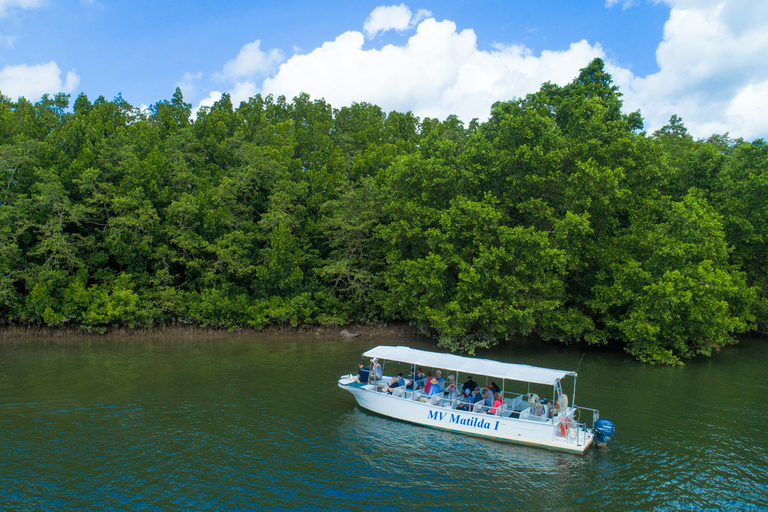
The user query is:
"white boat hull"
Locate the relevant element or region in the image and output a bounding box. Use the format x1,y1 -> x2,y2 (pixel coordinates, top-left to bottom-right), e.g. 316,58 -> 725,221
339,378 -> 594,454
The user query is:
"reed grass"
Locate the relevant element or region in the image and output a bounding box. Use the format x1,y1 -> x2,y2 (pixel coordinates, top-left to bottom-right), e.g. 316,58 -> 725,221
0,322 -> 425,343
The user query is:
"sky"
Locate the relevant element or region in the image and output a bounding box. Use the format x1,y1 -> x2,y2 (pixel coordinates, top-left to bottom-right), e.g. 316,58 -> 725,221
0,0 -> 766,140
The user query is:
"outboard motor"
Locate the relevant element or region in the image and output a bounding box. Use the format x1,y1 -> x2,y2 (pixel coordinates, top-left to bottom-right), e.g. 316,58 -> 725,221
593,418 -> 615,447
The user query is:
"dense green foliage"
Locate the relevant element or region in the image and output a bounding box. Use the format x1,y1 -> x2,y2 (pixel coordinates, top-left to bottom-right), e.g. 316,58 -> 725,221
1,59 -> 765,363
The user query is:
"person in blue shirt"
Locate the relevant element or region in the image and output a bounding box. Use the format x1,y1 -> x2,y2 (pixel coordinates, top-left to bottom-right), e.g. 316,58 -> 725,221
473,387 -> 494,413
419,377 -> 443,402
385,373 -> 406,394
415,368 -> 426,389
456,388 -> 473,411
406,369 -> 421,390
351,361 -> 370,384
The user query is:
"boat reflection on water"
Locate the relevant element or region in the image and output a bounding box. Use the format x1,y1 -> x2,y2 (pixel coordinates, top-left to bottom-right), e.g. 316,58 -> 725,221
336,406 -> 597,508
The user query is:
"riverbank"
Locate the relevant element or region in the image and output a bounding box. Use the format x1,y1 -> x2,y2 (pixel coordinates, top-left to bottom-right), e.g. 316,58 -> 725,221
0,323 -> 426,343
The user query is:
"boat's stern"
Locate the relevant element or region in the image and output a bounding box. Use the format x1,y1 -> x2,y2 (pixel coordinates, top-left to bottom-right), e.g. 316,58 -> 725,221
338,374 -> 357,390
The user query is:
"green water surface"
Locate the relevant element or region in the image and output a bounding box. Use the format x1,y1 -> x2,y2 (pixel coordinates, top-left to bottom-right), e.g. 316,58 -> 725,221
1,334 -> 766,511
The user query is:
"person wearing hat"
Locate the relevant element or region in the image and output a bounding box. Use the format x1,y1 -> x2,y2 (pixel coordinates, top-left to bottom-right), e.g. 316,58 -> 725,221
419,376 -> 442,402
462,376 -> 478,394
456,387 -> 473,411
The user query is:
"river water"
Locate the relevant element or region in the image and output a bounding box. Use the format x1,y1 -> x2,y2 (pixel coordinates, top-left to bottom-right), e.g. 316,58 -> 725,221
0,334 -> 766,511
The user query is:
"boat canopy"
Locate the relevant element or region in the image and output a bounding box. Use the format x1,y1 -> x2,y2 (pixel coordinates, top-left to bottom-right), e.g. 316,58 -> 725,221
362,346 -> 574,386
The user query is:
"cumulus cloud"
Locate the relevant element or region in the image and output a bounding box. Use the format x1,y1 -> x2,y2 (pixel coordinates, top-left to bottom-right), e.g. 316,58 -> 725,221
0,0 -> 45,17
195,1 -> 768,139
363,3 -> 430,39
614,0 -> 768,138
260,18 -> 604,123
0,61 -> 79,99
192,90 -> 223,117
217,39 -> 284,80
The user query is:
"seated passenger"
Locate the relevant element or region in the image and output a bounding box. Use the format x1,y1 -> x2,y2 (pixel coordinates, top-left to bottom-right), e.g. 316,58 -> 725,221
443,375 -> 459,400
551,393 -> 568,416
473,387 -> 494,413
486,393 -> 503,415
419,377 -> 442,402
456,388 -> 473,411
423,372 -> 433,393
435,370 -> 445,387
385,373 -> 406,394
461,376 -> 478,394
415,368 -> 426,388
470,387 -> 484,409
351,361 -> 370,384
406,369 -> 419,390
489,382 -> 501,394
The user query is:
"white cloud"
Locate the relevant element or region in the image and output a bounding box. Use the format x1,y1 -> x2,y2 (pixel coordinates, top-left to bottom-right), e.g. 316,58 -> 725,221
363,4 -> 431,39
0,61 -> 80,99
260,17 -> 604,123
363,4 -> 410,38
191,90 -> 222,119
0,0 -> 45,17
217,39 -> 284,80
605,0 -> 636,9
230,81 -> 258,105
195,1 -> 768,140
176,71 -> 203,98
614,0 -> 768,138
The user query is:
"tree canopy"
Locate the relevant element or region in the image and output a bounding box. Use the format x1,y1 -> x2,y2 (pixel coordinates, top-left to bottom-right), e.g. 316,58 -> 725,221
1,59 -> 764,364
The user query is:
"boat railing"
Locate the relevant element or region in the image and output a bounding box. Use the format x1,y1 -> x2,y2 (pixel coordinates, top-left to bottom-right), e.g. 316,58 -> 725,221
572,405 -> 599,429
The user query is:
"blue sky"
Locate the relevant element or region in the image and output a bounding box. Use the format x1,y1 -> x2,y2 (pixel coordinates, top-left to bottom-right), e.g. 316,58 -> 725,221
1,0 -> 765,139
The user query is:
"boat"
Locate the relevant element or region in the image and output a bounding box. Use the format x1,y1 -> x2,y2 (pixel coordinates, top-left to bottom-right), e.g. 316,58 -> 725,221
338,345 -> 615,454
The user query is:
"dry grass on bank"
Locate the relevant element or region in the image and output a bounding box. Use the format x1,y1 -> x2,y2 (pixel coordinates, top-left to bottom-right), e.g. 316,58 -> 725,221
0,323 -> 425,344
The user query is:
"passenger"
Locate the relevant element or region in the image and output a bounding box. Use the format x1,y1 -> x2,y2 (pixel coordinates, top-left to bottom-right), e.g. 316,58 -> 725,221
551,394 -> 568,416
456,388 -> 473,411
471,387 -> 484,410
487,393 -> 503,415
371,358 -> 383,381
424,371 -> 433,393
443,375 -> 459,400
489,382 -> 501,394
461,376 -> 478,394
351,361 -> 370,384
415,368 -> 426,389
435,370 -> 445,387
406,369 -> 419,390
385,372 -> 406,395
419,377 -> 443,402
473,387 -> 494,413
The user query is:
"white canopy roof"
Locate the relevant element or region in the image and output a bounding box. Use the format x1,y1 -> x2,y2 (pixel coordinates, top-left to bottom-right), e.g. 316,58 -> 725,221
362,346 -> 574,386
